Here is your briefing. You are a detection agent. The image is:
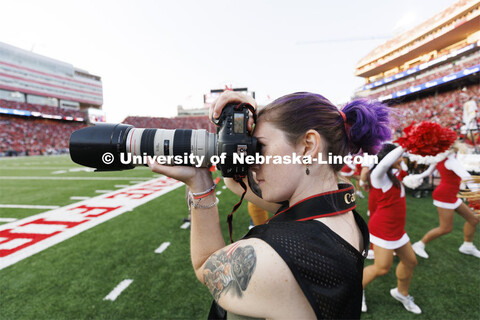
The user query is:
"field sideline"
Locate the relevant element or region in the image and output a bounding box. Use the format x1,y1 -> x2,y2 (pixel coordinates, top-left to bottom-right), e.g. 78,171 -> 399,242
0,155 -> 478,319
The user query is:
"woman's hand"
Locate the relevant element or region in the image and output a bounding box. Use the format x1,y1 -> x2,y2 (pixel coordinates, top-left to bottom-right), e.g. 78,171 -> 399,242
148,161 -> 213,193
210,91 -> 258,132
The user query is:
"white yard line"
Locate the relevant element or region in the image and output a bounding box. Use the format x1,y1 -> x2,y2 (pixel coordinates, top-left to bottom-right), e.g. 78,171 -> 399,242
0,204 -> 60,209
103,279 -> 134,301
0,218 -> 17,223
114,185 -> 130,188
154,242 -> 171,254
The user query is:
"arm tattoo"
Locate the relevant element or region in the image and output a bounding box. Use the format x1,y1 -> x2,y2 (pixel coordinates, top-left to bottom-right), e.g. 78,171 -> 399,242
203,244 -> 256,301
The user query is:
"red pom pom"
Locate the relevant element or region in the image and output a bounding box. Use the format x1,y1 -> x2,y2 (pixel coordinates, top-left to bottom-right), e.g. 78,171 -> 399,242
395,121 -> 457,156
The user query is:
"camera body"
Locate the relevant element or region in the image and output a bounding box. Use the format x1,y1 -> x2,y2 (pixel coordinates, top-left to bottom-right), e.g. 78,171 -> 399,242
69,103 -> 257,178
215,103 -> 257,177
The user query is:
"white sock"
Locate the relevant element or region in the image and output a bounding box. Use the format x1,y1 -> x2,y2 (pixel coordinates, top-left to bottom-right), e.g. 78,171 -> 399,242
416,241 -> 425,248
463,241 -> 474,247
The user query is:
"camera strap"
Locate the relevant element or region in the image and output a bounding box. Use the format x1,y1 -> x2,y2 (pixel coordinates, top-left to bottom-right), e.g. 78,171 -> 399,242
227,175 -> 248,243
266,183 -> 356,223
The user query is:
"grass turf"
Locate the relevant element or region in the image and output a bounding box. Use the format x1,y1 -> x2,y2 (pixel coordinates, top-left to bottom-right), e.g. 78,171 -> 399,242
0,155 -> 478,319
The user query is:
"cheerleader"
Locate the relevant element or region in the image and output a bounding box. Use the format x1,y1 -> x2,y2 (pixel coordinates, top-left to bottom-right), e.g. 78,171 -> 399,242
362,143 -> 421,314
412,143 -> 480,259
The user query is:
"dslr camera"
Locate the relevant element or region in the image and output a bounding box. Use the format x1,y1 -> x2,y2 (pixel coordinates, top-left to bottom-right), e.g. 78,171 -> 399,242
69,103 -> 258,178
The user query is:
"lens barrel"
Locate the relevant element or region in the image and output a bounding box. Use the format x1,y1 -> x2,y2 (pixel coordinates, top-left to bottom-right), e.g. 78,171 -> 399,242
70,124 -> 216,170
70,123 -> 134,171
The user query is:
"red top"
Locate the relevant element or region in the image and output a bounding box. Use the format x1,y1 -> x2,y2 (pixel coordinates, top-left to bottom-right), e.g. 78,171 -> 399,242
368,184 -> 406,241
432,158 -> 461,204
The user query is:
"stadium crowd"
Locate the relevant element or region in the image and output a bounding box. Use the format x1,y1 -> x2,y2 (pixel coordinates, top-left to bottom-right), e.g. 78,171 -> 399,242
0,115 -> 86,156
390,84 -> 480,140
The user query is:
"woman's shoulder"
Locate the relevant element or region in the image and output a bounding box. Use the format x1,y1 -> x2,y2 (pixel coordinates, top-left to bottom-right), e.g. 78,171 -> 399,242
211,237 -> 316,319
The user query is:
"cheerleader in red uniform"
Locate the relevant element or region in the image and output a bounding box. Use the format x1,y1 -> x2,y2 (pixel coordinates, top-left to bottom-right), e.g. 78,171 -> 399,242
412,143 -> 480,259
362,143 -> 421,314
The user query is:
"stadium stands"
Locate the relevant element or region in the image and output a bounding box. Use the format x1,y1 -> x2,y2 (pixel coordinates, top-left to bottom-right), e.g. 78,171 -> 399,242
0,115 -> 87,156
390,83 -> 480,139
0,99 -> 86,119
366,52 -> 480,101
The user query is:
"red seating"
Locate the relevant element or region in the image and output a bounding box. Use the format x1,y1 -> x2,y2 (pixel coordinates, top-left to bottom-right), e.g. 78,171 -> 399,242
391,83 -> 480,139
0,115 -> 87,155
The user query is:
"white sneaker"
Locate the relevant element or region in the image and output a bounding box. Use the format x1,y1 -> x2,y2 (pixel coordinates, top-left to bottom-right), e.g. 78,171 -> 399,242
459,243 -> 480,258
366,249 -> 375,260
361,290 -> 367,312
356,190 -> 365,199
390,288 -> 422,314
412,241 -> 429,259
366,210 -> 370,217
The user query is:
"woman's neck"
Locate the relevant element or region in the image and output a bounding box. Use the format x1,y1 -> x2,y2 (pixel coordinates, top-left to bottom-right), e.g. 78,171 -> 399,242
289,168 -> 339,206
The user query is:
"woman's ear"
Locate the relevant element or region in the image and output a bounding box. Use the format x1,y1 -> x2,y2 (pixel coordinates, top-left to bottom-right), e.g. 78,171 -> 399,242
301,129 -> 322,158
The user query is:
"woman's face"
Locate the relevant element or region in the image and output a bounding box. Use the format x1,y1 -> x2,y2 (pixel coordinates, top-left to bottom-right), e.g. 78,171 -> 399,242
251,120 -> 303,203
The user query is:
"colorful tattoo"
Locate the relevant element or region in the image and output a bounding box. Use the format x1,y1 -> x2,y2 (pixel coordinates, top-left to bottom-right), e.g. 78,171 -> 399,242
203,243 -> 256,301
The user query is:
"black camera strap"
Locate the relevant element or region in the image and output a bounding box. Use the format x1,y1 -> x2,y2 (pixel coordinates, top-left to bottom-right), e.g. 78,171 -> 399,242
266,183 -> 356,223
227,175 -> 248,243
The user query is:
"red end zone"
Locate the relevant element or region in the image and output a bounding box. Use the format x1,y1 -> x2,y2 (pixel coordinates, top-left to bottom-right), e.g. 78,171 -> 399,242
0,176 -> 183,270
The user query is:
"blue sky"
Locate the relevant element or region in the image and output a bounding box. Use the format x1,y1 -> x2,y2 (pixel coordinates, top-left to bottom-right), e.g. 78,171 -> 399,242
0,0 -> 459,122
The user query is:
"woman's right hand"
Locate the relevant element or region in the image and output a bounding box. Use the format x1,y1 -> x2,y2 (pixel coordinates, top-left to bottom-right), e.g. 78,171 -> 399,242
209,91 -> 258,133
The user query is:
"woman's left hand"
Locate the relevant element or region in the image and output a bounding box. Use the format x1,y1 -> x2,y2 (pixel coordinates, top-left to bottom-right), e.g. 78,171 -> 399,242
148,161 -> 214,192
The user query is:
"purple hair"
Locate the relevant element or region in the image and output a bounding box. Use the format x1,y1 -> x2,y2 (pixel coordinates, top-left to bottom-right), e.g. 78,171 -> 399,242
341,98 -> 392,154
258,92 -> 391,171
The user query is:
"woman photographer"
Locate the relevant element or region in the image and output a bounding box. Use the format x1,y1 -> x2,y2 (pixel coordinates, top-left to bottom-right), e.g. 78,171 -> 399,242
149,91 -> 391,319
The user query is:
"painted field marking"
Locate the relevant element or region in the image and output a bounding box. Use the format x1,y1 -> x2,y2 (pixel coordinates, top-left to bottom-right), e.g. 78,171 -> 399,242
95,190 -> 114,194
180,222 -> 190,229
0,176 -> 183,270
70,196 -> 91,200
52,170 -> 67,174
155,242 -> 171,254
0,239 -> 31,250
103,279 -> 133,301
0,205 -> 60,209
114,185 -> 130,188
0,176 -> 152,181
216,191 -> 222,195
0,218 -> 17,223
129,181 -> 145,184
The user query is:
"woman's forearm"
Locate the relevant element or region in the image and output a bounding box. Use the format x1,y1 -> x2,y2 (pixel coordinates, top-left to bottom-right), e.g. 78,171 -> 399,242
187,172 -> 226,280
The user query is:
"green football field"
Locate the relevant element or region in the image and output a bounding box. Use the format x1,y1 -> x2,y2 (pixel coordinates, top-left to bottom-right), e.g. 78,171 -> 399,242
0,155 -> 478,319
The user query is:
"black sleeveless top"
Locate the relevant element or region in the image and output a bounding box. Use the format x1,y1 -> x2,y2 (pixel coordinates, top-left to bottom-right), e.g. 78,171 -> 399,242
208,184 -> 369,319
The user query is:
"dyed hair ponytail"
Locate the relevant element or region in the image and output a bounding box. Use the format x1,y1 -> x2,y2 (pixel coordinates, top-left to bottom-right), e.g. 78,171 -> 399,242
341,98 -> 392,155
